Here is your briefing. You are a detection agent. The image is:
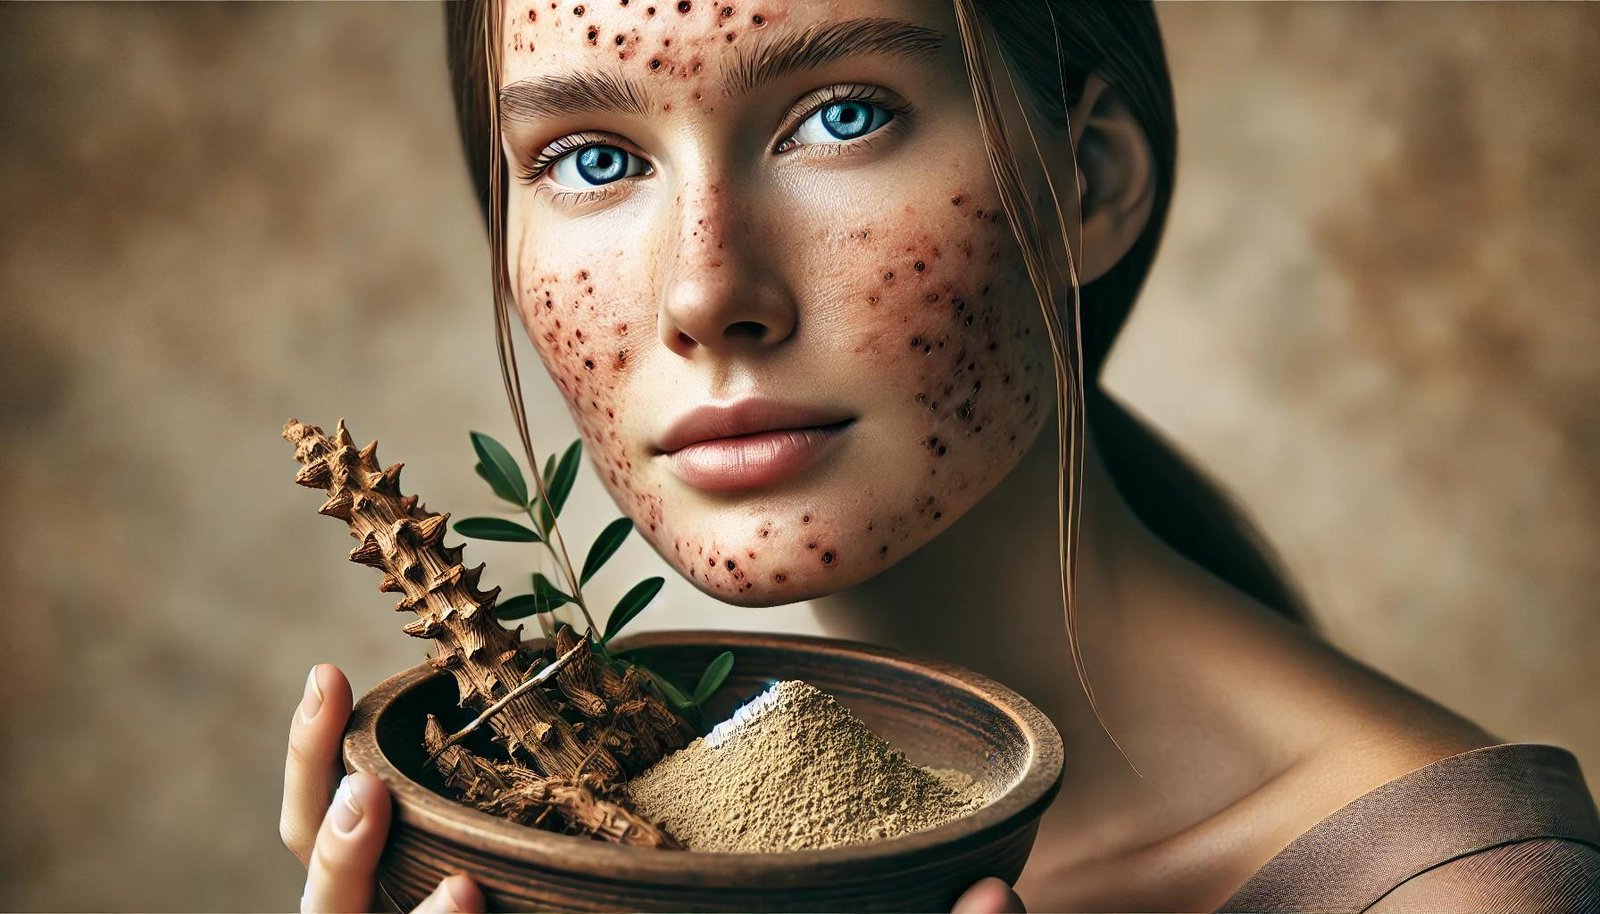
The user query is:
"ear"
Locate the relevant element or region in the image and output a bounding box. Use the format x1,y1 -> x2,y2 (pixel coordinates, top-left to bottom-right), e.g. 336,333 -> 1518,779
1065,74 -> 1157,285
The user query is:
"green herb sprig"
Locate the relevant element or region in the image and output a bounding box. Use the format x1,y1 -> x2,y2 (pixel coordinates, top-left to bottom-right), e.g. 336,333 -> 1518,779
455,431 -> 733,722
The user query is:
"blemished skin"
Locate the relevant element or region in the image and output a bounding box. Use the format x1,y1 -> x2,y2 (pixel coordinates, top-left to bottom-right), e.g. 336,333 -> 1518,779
499,0 -> 1053,604
281,2 -> 1501,911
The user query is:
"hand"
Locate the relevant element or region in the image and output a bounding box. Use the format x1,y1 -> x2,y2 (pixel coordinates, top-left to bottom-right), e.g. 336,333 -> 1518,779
953,876 -> 1027,913
282,663 -> 485,913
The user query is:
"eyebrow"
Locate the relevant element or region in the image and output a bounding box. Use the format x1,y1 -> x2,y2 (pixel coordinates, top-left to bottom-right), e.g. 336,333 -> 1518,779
498,17 -> 946,128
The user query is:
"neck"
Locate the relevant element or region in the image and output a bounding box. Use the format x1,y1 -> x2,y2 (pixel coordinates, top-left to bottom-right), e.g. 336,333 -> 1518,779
808,409 -> 1297,844
811,416 -> 1144,735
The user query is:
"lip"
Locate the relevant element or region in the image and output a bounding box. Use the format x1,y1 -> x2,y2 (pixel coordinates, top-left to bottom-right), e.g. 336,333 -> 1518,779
654,399 -> 855,492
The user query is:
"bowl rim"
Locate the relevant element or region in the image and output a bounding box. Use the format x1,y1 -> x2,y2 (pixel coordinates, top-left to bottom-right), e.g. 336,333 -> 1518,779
344,628 -> 1065,883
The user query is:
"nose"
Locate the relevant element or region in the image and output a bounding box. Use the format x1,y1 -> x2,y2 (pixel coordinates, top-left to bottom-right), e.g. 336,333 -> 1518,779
658,181 -> 796,357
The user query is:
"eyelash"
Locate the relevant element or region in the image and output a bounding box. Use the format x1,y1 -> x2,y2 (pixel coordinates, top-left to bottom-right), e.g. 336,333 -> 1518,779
514,84 -> 910,206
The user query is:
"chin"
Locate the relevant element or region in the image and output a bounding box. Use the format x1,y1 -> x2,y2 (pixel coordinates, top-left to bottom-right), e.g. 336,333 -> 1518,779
676,566 -> 856,607
643,508 -> 886,606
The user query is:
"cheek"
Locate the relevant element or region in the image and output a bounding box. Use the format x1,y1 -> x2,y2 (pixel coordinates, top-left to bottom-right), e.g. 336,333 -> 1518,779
514,251 -> 667,536
842,193 -> 1054,499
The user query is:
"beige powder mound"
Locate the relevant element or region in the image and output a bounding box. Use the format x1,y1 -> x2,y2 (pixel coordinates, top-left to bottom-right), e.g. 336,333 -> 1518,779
624,680 -> 986,852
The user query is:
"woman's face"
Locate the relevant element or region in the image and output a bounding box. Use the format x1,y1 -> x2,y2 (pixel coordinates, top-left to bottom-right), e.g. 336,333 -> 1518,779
500,0 -> 1054,604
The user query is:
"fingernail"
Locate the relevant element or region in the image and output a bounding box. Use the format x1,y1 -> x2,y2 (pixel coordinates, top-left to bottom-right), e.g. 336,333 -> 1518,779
299,666 -> 324,723
331,775 -> 363,834
444,876 -> 479,912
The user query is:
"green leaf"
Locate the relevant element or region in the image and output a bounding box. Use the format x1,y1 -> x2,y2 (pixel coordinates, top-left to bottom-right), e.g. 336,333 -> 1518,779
542,453 -> 557,487
580,517 -> 633,585
474,462 -> 522,508
691,651 -> 735,706
531,572 -> 572,612
495,593 -> 558,620
602,576 -> 664,644
470,432 -> 528,508
641,666 -> 695,710
452,517 -> 542,543
547,440 -> 583,520
538,497 -> 555,536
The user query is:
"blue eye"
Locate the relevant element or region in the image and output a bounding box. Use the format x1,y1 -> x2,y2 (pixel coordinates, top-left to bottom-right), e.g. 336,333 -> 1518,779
549,144 -> 650,189
791,99 -> 894,145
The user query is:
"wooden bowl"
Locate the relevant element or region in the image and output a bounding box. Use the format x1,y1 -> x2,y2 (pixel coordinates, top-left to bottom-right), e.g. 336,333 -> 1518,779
343,629 -> 1064,913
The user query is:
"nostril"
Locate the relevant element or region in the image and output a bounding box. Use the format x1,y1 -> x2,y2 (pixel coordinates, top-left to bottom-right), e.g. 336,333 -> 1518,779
677,331 -> 696,348
726,321 -> 766,341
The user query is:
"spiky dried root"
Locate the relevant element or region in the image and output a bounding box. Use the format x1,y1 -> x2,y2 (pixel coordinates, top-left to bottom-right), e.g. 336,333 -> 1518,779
284,416 -> 707,848
283,417 -> 622,783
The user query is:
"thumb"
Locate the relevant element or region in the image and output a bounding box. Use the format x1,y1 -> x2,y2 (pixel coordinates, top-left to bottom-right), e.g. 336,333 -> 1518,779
952,876 -> 1027,913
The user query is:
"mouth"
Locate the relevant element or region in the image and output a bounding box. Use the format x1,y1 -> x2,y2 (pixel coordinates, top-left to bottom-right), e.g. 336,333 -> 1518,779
660,419 -> 856,492
654,399 -> 857,492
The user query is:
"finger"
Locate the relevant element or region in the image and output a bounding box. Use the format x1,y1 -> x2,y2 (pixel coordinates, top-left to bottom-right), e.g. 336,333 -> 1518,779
282,664 -> 354,867
301,772 -> 392,914
409,875 -> 485,914
951,876 -> 1027,914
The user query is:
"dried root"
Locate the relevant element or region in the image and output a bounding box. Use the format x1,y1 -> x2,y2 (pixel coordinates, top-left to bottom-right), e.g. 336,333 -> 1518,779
283,417 -> 694,847
424,717 -> 681,848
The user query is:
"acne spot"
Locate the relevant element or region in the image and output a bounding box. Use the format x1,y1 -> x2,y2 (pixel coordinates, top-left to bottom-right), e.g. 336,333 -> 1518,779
649,58 -> 662,69
909,336 -> 921,349
725,559 -> 736,571
879,545 -> 889,557
573,4 -> 585,14
720,4 -> 733,16
821,551 -> 835,565
586,27 -> 599,42
583,358 -> 595,370
801,513 -> 811,523
646,5 -> 655,14
773,572 -> 787,583
951,195 -> 964,206
913,260 -> 925,272
676,0 -> 690,10
933,512 -> 943,520
806,542 -> 817,550
751,13 -> 765,26
883,271 -> 894,281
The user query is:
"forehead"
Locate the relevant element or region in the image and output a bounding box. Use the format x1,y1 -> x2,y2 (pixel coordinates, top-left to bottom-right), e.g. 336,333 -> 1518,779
500,0 -> 958,85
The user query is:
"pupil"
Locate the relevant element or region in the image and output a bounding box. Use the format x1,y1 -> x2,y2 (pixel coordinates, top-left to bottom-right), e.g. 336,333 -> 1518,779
578,146 -> 625,184
823,101 -> 872,139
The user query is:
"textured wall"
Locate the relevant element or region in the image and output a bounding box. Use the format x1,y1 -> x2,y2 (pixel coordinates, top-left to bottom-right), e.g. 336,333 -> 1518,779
1,3 -> 1594,910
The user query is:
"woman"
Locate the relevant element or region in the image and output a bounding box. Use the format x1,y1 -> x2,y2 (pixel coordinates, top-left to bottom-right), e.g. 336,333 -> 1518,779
280,1 -> 1600,910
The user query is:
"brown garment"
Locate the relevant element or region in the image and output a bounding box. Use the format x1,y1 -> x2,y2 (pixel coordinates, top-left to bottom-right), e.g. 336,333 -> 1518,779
1221,743 -> 1600,913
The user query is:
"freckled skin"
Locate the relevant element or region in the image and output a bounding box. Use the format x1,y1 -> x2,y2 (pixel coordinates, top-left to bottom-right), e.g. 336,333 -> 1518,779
501,0 -> 1053,605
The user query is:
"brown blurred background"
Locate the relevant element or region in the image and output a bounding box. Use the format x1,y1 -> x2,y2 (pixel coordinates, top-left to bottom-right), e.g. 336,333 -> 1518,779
2,2 -> 1595,910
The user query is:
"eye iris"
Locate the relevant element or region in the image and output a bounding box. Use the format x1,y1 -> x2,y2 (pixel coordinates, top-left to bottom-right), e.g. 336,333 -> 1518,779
821,101 -> 874,140
576,146 -> 626,184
